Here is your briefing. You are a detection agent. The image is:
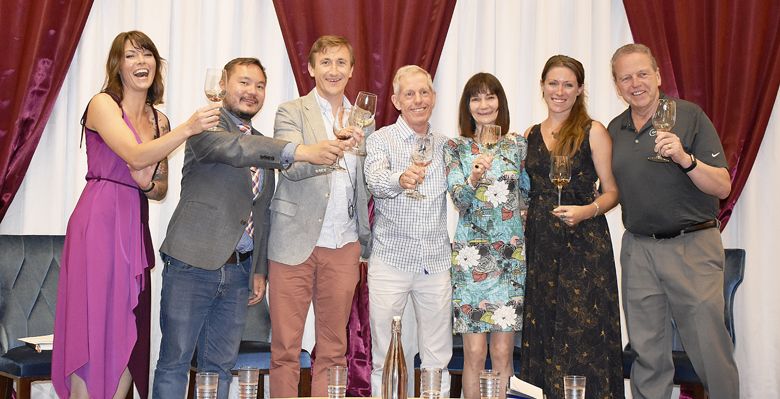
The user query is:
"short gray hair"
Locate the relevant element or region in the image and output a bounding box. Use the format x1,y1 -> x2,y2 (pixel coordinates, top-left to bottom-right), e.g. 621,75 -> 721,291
610,43 -> 659,80
392,65 -> 433,94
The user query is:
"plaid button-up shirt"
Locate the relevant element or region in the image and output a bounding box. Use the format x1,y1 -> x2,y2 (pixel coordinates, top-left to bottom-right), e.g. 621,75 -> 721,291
364,116 -> 450,274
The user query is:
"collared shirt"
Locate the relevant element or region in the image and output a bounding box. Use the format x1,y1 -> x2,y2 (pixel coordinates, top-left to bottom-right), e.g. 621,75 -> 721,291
608,94 -> 728,235
313,90 -> 359,248
364,115 -> 450,274
224,109 -> 297,254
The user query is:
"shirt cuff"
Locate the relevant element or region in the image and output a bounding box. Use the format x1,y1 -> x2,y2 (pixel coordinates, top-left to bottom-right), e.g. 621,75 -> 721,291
390,171 -> 404,192
281,143 -> 297,168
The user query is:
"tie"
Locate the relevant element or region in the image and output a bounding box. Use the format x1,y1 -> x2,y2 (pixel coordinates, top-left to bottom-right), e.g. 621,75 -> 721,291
239,123 -> 261,238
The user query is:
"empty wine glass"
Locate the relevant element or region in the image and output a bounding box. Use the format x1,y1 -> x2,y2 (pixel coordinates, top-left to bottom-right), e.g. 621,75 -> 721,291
405,135 -> 433,199
326,106 -> 352,172
477,124 -> 502,185
348,91 -> 377,156
549,155 -> 571,208
203,68 -> 226,131
648,98 -> 676,162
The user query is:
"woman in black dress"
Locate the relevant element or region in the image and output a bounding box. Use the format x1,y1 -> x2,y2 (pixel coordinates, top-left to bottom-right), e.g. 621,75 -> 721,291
519,55 -> 624,399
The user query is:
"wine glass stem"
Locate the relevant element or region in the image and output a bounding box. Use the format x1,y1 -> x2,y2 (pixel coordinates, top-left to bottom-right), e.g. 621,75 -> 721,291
557,187 -> 562,208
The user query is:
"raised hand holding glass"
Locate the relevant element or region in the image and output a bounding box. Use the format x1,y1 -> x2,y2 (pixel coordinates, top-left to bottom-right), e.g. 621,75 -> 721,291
477,124 -> 502,185
648,98 -> 676,162
326,106 -> 351,172
203,68 -> 226,131
405,135 -> 433,199
348,91 -> 377,156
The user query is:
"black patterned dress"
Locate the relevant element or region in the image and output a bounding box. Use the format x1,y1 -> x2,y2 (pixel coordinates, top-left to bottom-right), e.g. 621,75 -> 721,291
519,124 -> 624,399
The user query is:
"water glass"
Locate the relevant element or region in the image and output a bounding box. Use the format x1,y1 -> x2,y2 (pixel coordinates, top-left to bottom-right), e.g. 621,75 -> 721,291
479,369 -> 501,399
328,365 -> 347,398
563,375 -> 586,399
195,371 -> 219,399
237,366 -> 260,399
420,367 -> 442,399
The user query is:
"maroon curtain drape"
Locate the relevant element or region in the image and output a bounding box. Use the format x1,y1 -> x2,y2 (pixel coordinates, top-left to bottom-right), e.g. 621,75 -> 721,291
0,0 -> 93,221
273,0 -> 455,128
273,1 -> 456,396
623,0 -> 780,227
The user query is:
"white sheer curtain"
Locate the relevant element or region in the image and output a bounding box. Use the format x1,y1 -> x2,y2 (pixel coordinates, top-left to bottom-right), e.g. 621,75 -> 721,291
1,0 -> 776,397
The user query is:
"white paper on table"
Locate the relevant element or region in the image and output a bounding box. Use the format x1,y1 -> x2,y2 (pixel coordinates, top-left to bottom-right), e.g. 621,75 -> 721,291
18,334 -> 54,352
508,375 -> 544,399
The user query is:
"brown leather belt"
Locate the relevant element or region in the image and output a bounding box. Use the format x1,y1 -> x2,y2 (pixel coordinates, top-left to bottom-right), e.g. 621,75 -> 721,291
226,251 -> 251,264
651,219 -> 719,239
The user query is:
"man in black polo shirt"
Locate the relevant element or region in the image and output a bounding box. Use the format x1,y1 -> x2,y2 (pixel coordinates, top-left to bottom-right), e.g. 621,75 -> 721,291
607,43 -> 738,399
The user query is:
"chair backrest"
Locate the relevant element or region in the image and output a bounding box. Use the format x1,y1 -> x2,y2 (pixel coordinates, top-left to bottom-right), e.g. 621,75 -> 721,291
722,248 -> 746,344
242,286 -> 271,342
672,247 -> 745,350
0,235 -> 64,354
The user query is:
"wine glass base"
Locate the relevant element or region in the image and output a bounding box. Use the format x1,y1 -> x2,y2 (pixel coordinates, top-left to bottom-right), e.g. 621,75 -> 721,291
347,147 -> 367,156
647,155 -> 672,163
404,189 -> 426,199
477,177 -> 495,186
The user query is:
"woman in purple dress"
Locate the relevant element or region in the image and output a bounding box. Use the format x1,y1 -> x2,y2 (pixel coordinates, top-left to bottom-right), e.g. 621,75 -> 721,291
52,31 -> 219,398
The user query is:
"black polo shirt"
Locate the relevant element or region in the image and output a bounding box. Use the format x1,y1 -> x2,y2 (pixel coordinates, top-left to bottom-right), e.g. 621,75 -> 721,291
607,95 -> 728,236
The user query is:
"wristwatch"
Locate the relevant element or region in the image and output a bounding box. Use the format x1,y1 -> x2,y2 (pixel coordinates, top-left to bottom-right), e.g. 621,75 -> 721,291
680,153 -> 697,173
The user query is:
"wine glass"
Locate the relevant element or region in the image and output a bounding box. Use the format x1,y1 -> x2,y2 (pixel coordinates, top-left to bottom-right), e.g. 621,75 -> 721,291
477,124 -> 502,185
549,155 -> 571,208
404,135 -> 433,199
326,106 -> 352,172
648,98 -> 676,162
203,68 -> 226,131
348,91 -> 377,156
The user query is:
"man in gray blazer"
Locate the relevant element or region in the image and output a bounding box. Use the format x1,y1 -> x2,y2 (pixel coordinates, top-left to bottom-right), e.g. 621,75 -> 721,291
153,57 -> 345,399
267,35 -> 372,398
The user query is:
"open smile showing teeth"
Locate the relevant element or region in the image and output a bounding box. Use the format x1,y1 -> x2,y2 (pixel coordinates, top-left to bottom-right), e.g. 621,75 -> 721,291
631,90 -> 645,96
551,98 -> 566,103
133,69 -> 149,78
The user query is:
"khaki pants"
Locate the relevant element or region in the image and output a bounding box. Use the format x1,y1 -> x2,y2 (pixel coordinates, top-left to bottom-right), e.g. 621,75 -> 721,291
268,242 -> 361,398
622,228 -> 739,399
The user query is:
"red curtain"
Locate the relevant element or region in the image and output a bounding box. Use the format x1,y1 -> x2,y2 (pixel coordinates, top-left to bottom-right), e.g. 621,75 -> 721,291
273,1 -> 456,396
0,0 -> 94,221
273,0 -> 455,127
623,0 -> 780,227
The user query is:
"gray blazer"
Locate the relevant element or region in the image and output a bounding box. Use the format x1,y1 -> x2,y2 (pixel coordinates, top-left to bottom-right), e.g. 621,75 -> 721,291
160,109 -> 288,277
268,90 -> 372,265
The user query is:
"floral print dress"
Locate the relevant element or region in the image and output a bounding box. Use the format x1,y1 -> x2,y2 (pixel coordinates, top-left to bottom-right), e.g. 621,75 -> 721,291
445,133 -> 530,333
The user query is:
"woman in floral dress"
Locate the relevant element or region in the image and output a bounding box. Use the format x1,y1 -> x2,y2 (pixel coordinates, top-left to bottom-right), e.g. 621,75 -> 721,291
445,72 -> 529,399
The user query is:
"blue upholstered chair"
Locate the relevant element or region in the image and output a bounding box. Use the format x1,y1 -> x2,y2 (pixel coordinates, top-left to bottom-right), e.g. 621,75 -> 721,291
0,235 -> 137,399
0,235 -> 64,398
622,248 -> 746,398
186,293 -> 312,398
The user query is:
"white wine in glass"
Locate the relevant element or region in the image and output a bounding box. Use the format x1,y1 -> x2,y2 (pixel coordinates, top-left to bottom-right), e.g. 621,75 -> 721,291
549,155 -> 571,208
203,68 -> 226,131
405,135 -> 433,199
648,98 -> 676,162
477,124 -> 502,185
348,91 -> 377,156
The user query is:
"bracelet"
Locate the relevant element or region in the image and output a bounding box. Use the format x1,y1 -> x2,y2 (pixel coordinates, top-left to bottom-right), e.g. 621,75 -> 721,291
141,181 -> 155,193
592,202 -> 600,218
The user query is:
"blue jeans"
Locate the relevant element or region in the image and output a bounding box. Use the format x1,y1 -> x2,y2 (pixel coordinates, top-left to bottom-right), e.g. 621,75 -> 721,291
152,254 -> 251,399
